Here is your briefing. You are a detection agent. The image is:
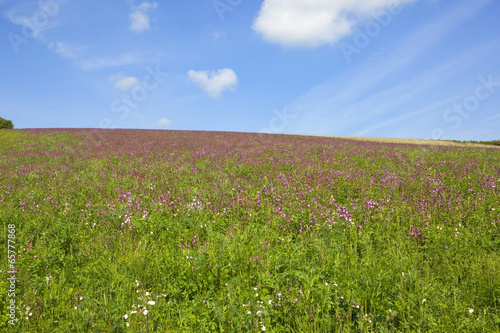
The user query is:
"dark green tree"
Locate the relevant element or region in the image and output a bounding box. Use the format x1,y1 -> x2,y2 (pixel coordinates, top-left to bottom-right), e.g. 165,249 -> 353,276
0,117 -> 14,129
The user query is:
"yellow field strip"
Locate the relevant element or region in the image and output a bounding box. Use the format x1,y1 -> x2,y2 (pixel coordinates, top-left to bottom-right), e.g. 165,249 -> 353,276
295,134 -> 500,149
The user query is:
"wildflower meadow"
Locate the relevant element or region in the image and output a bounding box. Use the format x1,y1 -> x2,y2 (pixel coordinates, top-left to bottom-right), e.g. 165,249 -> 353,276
1,128 -> 499,332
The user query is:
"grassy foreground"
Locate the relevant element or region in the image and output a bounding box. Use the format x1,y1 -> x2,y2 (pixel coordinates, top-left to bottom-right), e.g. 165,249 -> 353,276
1,128 -> 499,332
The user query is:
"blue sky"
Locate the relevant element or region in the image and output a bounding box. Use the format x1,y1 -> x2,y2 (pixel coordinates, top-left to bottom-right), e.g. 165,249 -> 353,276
1,0 -> 499,140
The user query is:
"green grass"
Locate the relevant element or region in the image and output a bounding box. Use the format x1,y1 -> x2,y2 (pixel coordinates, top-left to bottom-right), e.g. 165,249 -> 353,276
0,129 -> 22,141
1,129 -> 499,332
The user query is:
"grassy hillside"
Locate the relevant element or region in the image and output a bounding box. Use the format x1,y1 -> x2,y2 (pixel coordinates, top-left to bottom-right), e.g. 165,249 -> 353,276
1,129 -> 499,332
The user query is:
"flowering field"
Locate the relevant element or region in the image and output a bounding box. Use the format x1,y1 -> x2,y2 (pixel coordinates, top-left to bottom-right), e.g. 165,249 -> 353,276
1,128 -> 499,332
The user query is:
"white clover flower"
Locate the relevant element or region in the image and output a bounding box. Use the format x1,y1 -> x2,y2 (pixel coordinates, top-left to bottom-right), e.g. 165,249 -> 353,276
247,311 -> 251,315
26,306 -> 30,311
262,326 -> 266,331
469,308 -> 474,314
124,314 -> 128,320
148,301 -> 156,305
423,299 -> 426,303
131,310 -> 137,314
256,310 -> 262,317
145,292 -> 150,296
29,312 -> 32,316
325,282 -> 328,286
80,297 -> 83,300
143,309 -> 148,315
126,323 -> 130,327
268,299 -> 272,304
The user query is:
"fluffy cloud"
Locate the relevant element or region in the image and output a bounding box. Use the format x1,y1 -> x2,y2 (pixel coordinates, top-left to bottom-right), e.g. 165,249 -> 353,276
129,2 -> 158,33
109,74 -> 140,91
252,0 -> 417,48
151,118 -> 171,128
188,68 -> 238,99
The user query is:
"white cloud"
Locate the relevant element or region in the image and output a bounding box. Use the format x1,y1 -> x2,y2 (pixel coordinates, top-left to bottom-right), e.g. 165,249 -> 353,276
129,2 -> 158,33
252,0 -> 417,48
52,41 -> 83,59
78,53 -> 139,70
482,113 -> 500,123
274,0 -> 494,137
151,118 -> 171,128
188,68 -> 238,99
5,3 -> 146,70
109,74 -> 140,91
6,9 -> 60,39
50,42 -> 139,70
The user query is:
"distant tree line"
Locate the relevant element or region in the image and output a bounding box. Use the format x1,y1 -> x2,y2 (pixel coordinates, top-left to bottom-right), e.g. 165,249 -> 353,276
0,117 -> 14,129
450,139 -> 500,146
